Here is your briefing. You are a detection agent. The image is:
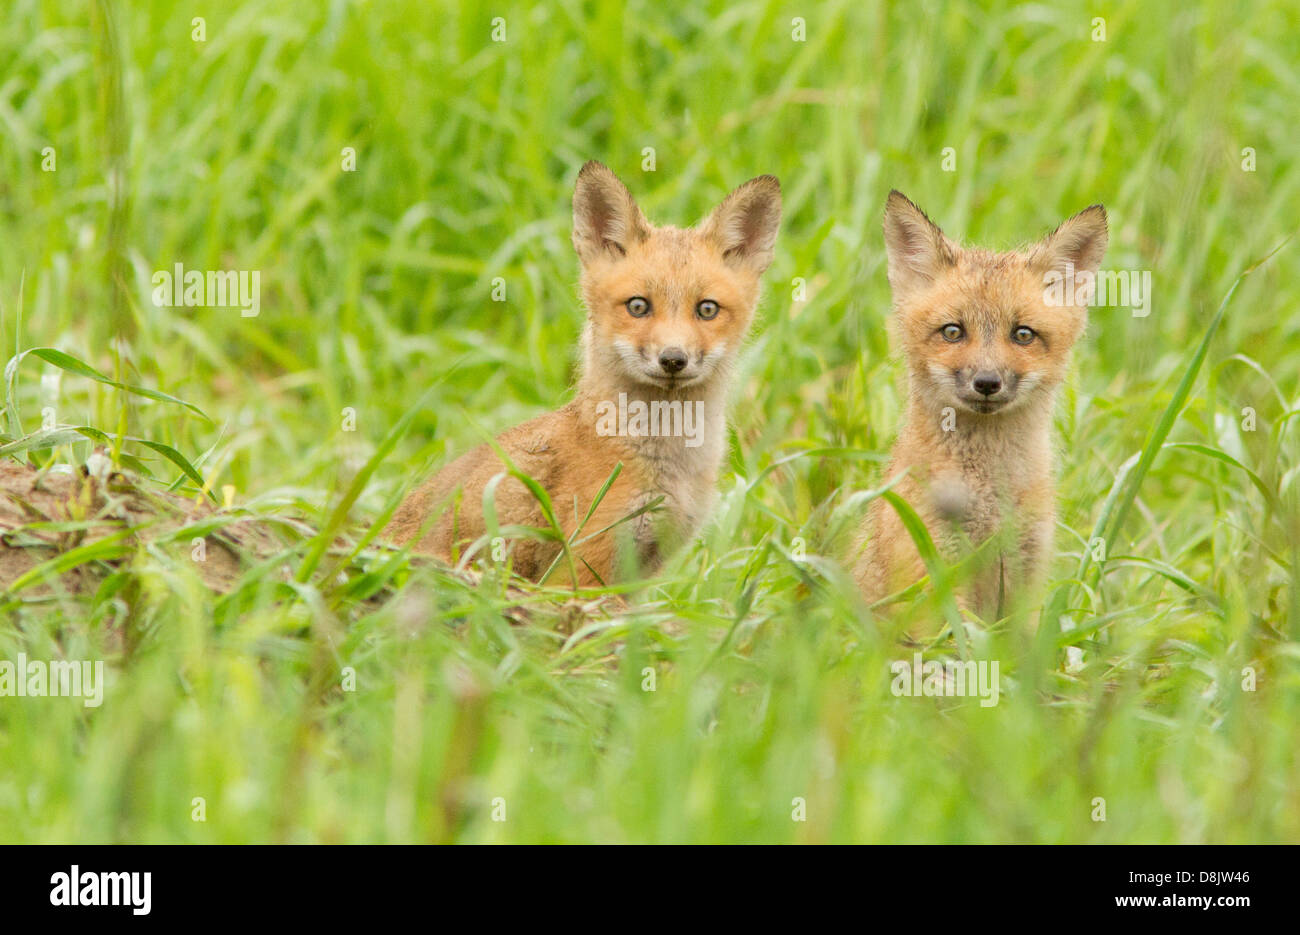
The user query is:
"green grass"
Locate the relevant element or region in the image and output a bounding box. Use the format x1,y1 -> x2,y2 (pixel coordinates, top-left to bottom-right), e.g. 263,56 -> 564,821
0,0 -> 1297,843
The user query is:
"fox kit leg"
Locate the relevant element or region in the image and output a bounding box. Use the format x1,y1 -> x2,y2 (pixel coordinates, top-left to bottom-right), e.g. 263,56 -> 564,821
856,486 -> 945,639
1013,509 -> 1054,630
855,485 -> 919,607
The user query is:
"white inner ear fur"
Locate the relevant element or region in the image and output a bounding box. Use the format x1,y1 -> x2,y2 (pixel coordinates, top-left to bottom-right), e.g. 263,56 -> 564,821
1033,208 -> 1108,276
573,163 -> 648,260
883,195 -> 957,295
705,178 -> 781,272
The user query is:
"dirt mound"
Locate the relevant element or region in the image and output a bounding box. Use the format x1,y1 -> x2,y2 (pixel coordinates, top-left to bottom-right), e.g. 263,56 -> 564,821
0,457 -> 289,596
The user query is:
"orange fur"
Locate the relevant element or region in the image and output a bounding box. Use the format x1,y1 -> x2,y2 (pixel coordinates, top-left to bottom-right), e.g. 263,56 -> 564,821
386,162 -> 781,586
856,191 -> 1108,626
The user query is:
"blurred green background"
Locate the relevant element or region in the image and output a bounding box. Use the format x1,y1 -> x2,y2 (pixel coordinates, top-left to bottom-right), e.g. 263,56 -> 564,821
0,0 -> 1296,842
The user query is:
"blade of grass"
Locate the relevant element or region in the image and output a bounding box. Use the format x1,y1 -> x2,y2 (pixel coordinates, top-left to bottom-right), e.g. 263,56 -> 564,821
1043,239 -> 1290,635
4,347 -> 210,423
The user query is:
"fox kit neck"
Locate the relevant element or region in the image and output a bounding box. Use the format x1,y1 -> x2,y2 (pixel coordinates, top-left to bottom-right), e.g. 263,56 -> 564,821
575,354 -> 732,480
901,389 -> 1056,478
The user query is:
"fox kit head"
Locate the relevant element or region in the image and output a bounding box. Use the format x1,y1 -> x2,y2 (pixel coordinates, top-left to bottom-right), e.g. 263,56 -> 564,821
882,191 -> 1107,418
572,161 -> 781,393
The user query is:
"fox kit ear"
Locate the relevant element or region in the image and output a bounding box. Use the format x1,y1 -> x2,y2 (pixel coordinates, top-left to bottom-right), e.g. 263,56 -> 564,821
882,191 -> 959,298
572,161 -> 650,263
1030,205 -> 1109,279
702,175 -> 782,273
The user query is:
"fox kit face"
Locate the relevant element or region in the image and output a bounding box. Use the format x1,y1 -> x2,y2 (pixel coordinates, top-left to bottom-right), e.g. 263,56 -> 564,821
883,191 -> 1108,417
572,162 -> 781,391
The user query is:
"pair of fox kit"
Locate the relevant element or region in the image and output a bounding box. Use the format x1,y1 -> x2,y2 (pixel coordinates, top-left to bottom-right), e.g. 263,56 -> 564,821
386,162 -> 1108,629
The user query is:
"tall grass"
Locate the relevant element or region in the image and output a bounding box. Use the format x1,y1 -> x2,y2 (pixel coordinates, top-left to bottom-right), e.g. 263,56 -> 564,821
0,0 -> 1296,842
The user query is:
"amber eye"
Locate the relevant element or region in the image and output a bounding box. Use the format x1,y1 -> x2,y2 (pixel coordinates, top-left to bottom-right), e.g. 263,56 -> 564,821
626,296 -> 651,317
1011,326 -> 1036,345
940,323 -> 965,342
696,299 -> 720,320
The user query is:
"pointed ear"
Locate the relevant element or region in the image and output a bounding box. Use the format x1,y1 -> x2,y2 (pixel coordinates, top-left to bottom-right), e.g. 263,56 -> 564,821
572,161 -> 650,263
882,190 -> 959,298
701,175 -> 782,273
1029,205 -> 1108,279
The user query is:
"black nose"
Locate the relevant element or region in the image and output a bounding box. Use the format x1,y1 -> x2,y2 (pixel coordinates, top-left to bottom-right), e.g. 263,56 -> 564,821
973,372 -> 1002,396
658,347 -> 688,374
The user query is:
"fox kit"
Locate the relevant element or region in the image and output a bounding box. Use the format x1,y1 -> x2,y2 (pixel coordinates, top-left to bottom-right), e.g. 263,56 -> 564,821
856,191 -> 1107,625
386,161 -> 781,586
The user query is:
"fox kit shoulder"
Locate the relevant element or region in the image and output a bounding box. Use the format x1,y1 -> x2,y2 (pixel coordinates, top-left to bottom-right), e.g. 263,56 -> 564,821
856,191 -> 1107,626
386,162 -> 781,586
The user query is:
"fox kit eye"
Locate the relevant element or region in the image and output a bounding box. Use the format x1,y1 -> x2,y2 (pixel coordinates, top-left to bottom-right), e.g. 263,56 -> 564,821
696,299 -> 720,320
1011,326 -> 1036,345
940,323 -> 965,342
626,296 -> 651,317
